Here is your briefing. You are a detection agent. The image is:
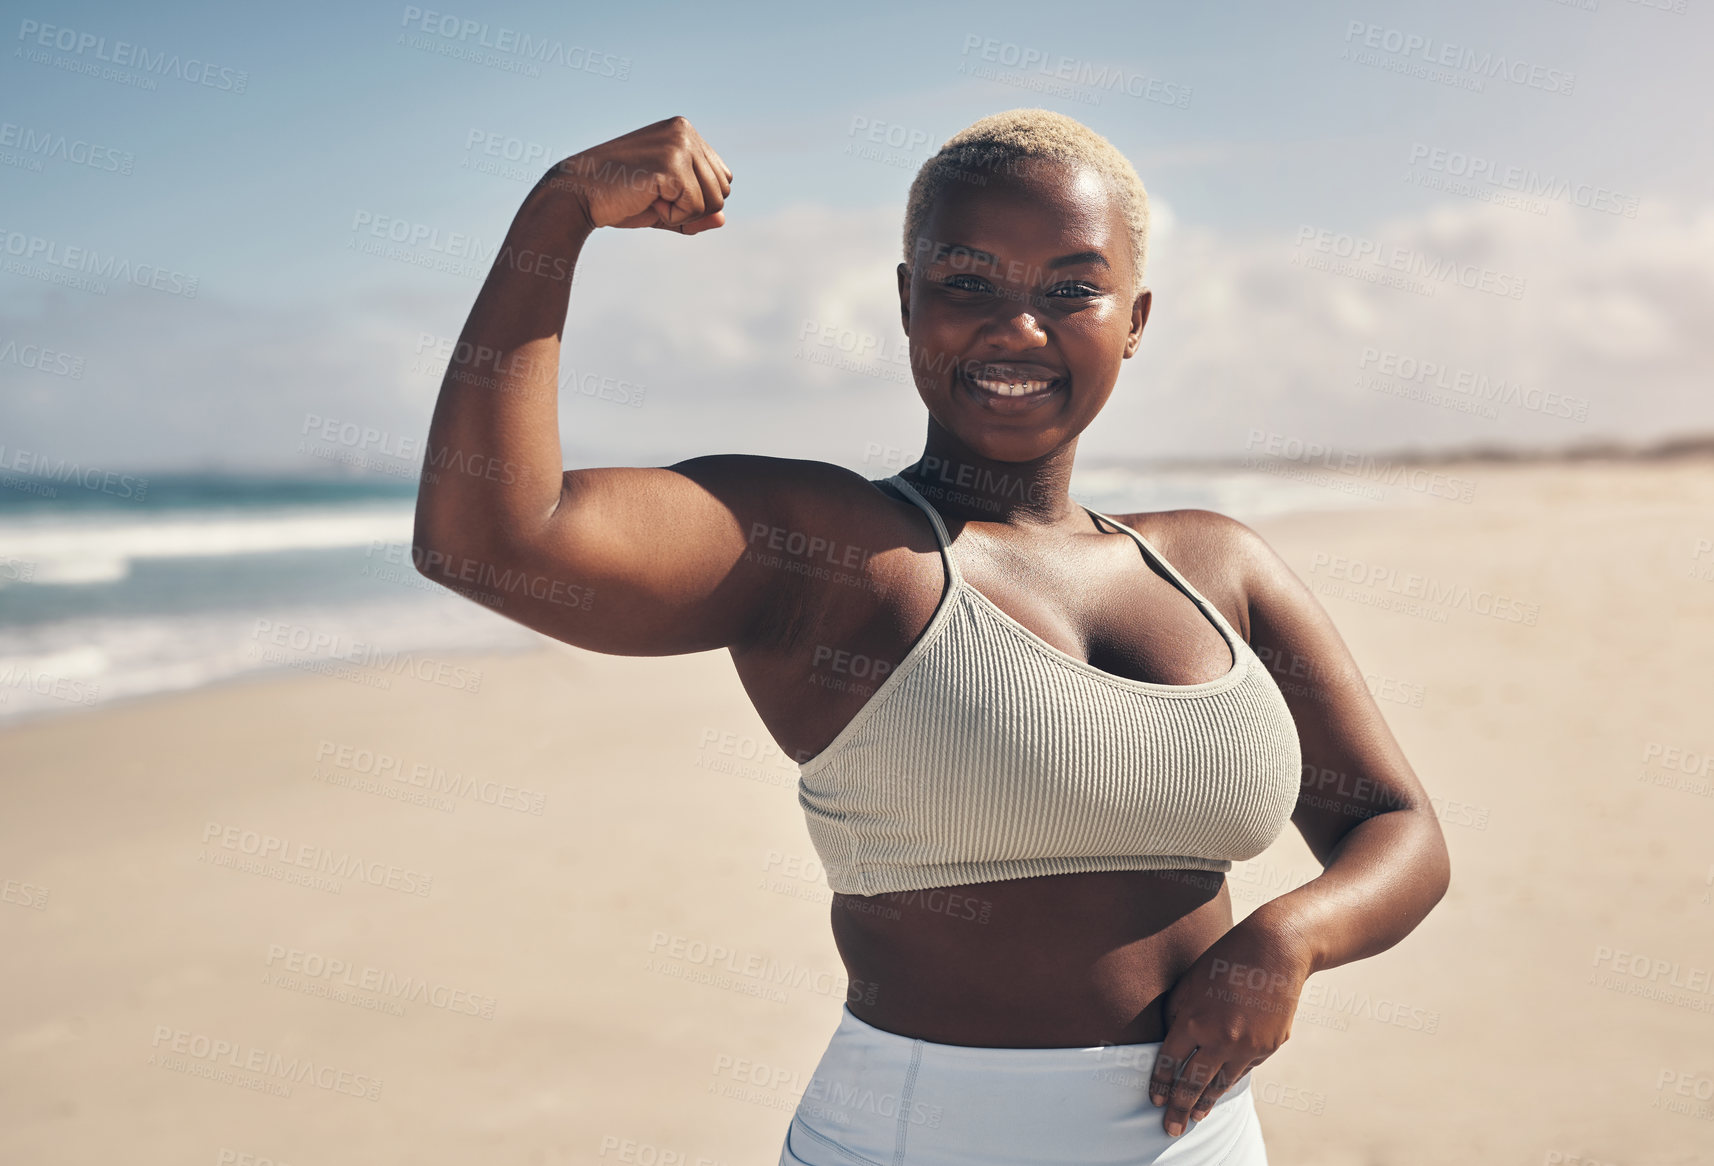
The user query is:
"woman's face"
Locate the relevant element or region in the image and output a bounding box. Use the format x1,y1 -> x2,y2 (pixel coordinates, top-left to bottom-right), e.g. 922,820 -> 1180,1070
897,159 -> 1151,465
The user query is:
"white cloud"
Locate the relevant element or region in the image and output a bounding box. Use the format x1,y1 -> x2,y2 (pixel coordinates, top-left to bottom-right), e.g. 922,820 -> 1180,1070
3,195 -> 1708,474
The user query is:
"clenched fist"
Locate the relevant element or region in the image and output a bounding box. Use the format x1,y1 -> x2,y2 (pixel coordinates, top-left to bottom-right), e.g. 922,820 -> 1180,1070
546,116 -> 732,235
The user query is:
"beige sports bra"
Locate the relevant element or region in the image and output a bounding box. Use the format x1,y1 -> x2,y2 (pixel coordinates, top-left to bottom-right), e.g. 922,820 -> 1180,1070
794,474 -> 1302,897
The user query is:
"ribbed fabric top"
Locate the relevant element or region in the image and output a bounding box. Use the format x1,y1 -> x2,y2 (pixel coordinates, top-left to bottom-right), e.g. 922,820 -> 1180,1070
795,474 -> 1302,897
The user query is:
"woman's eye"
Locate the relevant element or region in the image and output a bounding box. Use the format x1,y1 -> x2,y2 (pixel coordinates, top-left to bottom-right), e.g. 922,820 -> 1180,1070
1049,283 -> 1099,298
943,274 -> 990,292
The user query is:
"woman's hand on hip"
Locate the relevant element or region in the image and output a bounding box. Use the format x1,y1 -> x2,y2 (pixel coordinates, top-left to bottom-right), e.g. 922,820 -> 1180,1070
1147,911 -> 1314,1137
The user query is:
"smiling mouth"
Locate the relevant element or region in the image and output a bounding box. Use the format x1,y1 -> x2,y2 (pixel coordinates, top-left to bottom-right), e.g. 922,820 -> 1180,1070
959,363 -> 1066,413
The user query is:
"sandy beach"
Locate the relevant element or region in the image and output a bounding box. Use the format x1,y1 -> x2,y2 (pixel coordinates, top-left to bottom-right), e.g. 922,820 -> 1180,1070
4,455 -> 1714,1166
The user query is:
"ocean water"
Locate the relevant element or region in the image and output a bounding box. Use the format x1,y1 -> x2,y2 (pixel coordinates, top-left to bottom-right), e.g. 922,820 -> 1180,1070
0,465 -> 1381,725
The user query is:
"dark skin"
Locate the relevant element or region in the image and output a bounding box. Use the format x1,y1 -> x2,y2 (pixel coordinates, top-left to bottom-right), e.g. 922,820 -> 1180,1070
412,116 -> 1451,1140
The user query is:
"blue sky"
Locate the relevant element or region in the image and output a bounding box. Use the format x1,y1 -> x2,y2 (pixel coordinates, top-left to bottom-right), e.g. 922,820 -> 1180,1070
3,0 -> 1710,473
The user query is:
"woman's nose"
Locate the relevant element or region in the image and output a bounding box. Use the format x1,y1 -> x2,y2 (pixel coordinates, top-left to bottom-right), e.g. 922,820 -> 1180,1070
980,299 -> 1049,346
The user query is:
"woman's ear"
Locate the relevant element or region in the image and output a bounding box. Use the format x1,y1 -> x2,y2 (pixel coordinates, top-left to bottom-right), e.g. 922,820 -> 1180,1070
1124,287 -> 1152,358
896,262 -> 912,335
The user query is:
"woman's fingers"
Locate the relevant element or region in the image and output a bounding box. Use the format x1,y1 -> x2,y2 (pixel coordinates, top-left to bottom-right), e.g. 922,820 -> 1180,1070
652,145 -> 727,234
1149,1034 -> 1260,1137
1184,1057 -> 1247,1125
688,147 -> 727,216
705,142 -> 733,187
556,116 -> 730,234
1154,1047 -> 1263,1136
1146,1030 -> 1192,1109
1156,1044 -> 1224,1137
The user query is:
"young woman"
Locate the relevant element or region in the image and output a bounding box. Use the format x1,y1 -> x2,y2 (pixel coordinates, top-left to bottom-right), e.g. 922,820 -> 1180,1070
413,109 -> 1451,1165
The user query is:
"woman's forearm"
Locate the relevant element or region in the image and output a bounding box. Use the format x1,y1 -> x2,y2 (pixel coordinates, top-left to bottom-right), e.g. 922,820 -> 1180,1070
1245,807 -> 1451,976
412,172 -> 594,559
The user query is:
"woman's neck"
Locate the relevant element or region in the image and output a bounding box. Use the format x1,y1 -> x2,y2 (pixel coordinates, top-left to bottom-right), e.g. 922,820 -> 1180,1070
898,427 -> 1083,529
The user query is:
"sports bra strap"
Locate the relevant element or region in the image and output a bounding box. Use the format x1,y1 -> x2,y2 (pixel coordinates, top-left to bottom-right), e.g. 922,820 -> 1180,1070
886,474 -> 965,587
1084,507 -> 1248,654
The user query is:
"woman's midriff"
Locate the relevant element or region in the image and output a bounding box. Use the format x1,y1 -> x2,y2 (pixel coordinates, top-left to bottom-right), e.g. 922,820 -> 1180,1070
830,867 -> 1232,1048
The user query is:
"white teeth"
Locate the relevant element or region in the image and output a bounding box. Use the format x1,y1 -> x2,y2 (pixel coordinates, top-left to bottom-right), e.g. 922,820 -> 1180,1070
971,377 -> 1054,397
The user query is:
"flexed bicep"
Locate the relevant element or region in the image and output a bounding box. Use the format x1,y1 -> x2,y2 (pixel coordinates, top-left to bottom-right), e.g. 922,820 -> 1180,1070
415,455 -> 831,657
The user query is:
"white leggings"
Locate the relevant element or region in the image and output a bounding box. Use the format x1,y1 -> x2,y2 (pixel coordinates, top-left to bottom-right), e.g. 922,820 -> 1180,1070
778,1005 -> 1268,1166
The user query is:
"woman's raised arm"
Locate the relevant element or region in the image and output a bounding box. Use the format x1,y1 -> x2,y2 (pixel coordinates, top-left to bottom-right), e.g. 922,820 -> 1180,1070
412,117 -> 809,657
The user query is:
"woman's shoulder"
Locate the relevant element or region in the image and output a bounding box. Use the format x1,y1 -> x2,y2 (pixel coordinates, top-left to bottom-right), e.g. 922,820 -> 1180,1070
666,453 -> 902,515
1120,507 -> 1336,641
664,453 -> 931,565
1109,506 -> 1267,570
1108,508 -> 1288,638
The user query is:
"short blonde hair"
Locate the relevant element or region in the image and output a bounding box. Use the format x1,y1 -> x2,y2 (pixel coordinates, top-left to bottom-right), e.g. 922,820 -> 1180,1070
902,108 -> 1151,293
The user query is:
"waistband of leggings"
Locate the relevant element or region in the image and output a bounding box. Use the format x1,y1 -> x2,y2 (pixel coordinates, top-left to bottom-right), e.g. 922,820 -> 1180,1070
837,1004 -> 1166,1065
831,1006 -> 1256,1099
